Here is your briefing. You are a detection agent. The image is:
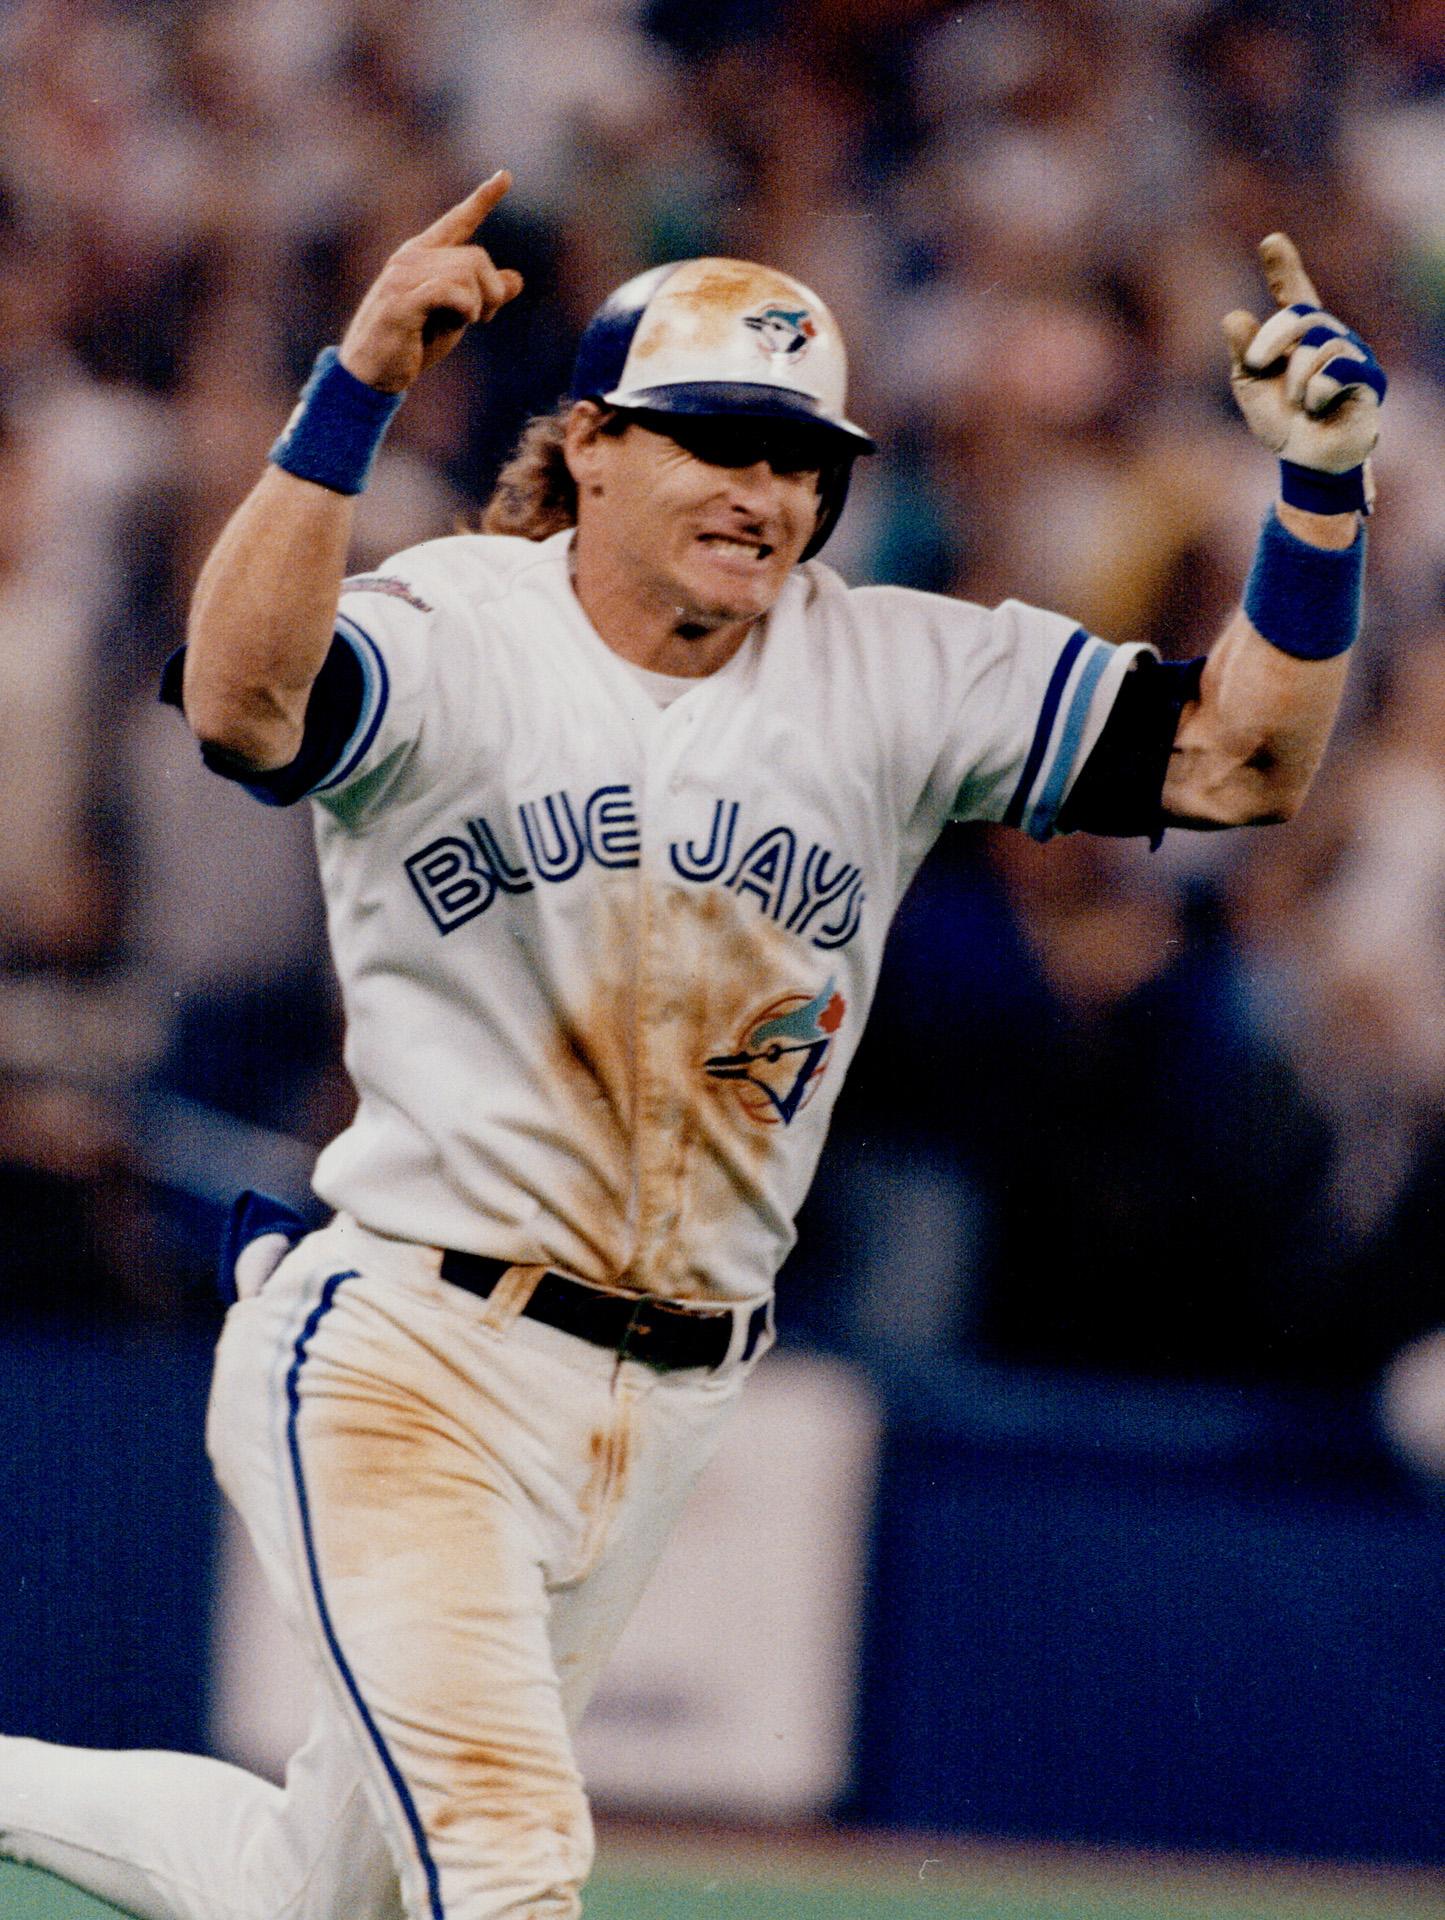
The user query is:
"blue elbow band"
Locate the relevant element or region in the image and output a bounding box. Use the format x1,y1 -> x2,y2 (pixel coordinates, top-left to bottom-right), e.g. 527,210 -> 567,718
1242,508 -> 1365,661
269,347 -> 405,495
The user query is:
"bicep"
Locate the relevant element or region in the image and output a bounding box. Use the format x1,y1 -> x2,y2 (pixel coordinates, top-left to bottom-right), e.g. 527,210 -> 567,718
162,601 -> 426,816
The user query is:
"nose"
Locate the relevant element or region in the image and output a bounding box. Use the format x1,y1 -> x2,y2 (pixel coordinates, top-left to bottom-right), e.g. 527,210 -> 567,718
726,459 -> 779,511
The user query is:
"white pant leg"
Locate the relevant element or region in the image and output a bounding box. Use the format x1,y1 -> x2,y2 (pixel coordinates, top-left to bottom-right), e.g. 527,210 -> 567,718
0,1698 -> 402,1920
206,1220 -> 759,1920
208,1237 -> 594,1920
549,1357 -> 753,1731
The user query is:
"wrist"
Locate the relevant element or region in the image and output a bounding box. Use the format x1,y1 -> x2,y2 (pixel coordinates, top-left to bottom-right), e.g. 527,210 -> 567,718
335,341 -> 408,395
1243,506 -> 1366,661
1276,497 -> 1359,550
269,346 -> 405,496
1278,457 -> 1370,517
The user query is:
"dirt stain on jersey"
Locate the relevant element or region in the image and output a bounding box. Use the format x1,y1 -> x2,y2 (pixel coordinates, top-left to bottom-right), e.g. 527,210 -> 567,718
539,875 -> 640,1282
545,878 -> 828,1300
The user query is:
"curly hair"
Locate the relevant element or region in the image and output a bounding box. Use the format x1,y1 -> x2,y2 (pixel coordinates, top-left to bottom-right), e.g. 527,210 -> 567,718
480,403 -> 635,542
479,403 -> 577,542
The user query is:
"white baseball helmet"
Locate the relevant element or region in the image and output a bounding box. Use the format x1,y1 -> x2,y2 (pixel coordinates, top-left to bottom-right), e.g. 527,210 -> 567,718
571,257 -> 875,557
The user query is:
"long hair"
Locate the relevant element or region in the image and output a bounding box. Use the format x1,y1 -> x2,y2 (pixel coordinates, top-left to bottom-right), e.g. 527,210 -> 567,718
480,403 -> 577,542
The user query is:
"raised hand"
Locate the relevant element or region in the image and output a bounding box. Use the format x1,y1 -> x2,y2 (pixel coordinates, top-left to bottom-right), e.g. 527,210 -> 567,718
1222,233 -> 1385,478
338,171 -> 524,394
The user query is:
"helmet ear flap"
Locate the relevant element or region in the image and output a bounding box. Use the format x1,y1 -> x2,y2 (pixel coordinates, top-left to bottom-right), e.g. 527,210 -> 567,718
801,458 -> 855,562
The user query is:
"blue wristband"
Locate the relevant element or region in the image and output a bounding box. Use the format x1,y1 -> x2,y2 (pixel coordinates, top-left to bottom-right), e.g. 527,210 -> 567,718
1278,459 -> 1369,516
1242,508 -> 1365,661
269,347 -> 404,495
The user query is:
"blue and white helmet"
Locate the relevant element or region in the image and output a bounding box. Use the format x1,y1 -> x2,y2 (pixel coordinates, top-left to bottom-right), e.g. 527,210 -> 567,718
571,257 -> 875,558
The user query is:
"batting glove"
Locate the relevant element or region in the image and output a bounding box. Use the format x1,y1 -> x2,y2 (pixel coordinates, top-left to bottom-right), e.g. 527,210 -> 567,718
1223,233 -> 1386,511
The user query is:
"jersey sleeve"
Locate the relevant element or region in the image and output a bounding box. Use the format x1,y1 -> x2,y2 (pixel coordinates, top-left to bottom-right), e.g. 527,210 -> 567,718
938,599 -> 1154,839
1055,652 -> 1206,840
159,556 -> 451,825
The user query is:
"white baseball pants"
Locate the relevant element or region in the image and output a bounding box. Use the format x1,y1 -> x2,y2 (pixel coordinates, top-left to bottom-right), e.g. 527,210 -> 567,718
0,1216 -> 766,1920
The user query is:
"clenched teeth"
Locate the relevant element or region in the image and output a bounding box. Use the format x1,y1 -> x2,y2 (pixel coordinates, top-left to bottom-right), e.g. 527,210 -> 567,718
698,534 -> 771,558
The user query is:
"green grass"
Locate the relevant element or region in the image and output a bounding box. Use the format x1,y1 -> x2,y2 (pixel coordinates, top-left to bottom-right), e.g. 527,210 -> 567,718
5,1852 -> 1443,1920
2,1869 -> 120,1920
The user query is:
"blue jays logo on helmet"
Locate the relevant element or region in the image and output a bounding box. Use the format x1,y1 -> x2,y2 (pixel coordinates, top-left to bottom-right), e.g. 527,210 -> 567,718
743,305 -> 817,360
703,978 -> 846,1127
570,257 -> 875,560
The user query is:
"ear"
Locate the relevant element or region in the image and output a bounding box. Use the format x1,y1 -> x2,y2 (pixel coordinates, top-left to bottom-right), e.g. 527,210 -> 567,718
563,401 -> 613,495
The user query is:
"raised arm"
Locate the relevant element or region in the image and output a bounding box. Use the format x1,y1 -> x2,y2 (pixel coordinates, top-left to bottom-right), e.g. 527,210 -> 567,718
1161,233 -> 1384,828
183,172 -> 522,771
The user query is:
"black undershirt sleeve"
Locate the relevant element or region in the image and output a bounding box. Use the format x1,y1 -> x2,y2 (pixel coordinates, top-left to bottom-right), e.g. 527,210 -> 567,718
158,634 -> 367,807
1055,652 -> 1205,842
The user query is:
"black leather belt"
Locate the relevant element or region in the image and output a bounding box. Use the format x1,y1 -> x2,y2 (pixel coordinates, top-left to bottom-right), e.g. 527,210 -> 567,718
438,1250 -> 772,1373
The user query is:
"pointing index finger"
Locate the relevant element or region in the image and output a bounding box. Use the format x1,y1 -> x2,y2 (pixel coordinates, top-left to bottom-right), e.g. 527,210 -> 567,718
416,169 -> 513,247
1258,231 -> 1320,310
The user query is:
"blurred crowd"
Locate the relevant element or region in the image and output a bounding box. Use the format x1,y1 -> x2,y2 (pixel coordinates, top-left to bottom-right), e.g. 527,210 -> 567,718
1,0 -> 1444,1407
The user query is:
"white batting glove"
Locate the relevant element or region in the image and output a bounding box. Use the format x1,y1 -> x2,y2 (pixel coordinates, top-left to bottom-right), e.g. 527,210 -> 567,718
1223,233 -> 1386,511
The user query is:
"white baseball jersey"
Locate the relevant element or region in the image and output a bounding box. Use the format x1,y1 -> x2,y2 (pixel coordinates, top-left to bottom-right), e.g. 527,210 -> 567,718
284,528 -> 1147,1302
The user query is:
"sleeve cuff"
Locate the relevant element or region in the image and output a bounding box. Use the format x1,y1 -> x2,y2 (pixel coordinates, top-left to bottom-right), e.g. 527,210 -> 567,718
157,625 -> 379,807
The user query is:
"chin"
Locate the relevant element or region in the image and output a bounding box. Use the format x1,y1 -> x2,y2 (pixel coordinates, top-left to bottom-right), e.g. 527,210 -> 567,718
677,562 -> 783,625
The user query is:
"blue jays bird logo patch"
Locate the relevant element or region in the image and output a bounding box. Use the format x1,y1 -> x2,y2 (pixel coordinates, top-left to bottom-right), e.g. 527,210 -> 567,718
743,305 -> 817,361
703,979 -> 845,1126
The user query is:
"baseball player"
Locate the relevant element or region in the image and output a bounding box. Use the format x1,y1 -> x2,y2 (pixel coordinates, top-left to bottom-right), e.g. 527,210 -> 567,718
0,171 -> 1382,1920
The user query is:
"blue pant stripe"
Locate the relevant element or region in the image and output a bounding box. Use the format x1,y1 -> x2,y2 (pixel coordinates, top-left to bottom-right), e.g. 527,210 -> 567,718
285,1269 -> 447,1920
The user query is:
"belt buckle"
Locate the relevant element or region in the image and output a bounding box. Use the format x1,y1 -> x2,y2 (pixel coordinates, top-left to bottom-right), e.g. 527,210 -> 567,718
617,1294 -> 729,1373
617,1296 -> 655,1368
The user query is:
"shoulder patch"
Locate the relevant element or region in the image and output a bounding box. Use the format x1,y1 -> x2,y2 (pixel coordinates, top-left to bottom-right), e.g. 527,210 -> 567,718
341,573 -> 433,613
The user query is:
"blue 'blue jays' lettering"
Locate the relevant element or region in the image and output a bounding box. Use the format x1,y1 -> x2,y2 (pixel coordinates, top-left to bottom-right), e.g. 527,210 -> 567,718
727,826 -> 794,919
405,785 -> 865,947
519,793 -> 585,883
468,815 -> 532,893
669,799 -> 738,882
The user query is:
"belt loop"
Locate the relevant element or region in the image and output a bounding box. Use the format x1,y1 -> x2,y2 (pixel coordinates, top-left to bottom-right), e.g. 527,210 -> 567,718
719,1296 -> 773,1371
741,1297 -> 774,1365
478,1263 -> 547,1333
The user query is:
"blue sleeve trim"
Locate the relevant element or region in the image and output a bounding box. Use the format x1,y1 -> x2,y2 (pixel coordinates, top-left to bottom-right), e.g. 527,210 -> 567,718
230,621 -> 387,807
1002,627 -> 1087,830
312,614 -> 390,794
1025,640 -> 1112,839
157,622 -> 389,806
1057,654 -> 1205,842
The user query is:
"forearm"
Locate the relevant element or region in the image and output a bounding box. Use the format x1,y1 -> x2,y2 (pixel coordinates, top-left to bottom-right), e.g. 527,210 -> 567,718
181,169 -> 521,776
183,466 -> 356,770
1163,500 -> 1358,826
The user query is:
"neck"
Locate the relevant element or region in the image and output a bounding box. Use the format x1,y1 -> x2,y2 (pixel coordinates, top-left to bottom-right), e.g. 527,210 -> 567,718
568,536 -> 757,678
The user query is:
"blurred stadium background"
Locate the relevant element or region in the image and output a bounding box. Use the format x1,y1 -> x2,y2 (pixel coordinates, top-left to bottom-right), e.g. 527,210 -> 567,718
3,0 -> 1445,1911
